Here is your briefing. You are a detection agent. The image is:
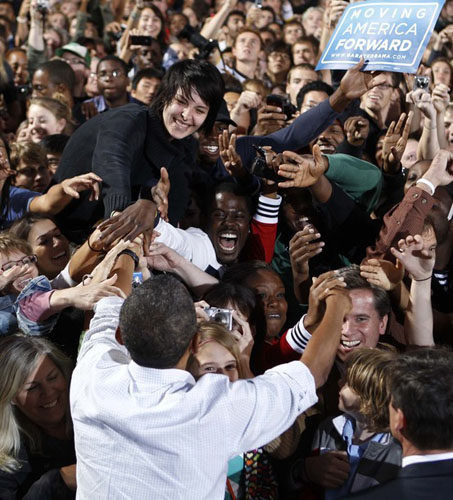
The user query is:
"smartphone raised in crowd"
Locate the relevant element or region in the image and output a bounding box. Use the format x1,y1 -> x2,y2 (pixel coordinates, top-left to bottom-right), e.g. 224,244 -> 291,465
130,35 -> 153,46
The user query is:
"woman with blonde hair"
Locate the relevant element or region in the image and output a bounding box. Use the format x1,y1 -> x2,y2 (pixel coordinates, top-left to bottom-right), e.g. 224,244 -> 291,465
0,334 -> 76,498
27,97 -> 74,143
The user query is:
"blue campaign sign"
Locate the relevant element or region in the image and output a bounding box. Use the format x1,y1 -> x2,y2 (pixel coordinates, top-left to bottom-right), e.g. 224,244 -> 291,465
316,0 -> 445,73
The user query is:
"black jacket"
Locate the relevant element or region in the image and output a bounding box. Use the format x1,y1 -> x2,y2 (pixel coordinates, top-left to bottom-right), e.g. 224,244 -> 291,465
54,104 -> 198,243
346,458 -> 453,499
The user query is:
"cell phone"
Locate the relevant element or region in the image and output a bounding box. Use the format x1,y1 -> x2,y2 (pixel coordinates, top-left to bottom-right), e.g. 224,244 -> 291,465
130,35 -> 153,46
255,0 -> 263,8
413,76 -> 430,91
266,94 -> 296,120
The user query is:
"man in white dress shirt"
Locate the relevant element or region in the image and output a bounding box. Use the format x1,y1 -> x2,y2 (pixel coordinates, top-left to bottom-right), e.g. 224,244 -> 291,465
70,250 -> 351,499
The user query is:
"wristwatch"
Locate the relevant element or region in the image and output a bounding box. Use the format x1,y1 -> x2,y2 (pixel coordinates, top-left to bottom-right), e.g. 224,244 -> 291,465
118,249 -> 139,269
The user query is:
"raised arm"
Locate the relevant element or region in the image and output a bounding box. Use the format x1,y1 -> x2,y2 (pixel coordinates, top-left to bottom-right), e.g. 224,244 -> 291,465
29,173 -> 102,215
146,242 -> 218,297
391,234 -> 435,346
300,287 -> 351,388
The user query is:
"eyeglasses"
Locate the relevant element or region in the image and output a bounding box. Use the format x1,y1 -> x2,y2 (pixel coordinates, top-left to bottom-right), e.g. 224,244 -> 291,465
1,254 -> 37,272
269,53 -> 291,61
376,83 -> 394,90
97,70 -> 125,80
15,166 -> 49,177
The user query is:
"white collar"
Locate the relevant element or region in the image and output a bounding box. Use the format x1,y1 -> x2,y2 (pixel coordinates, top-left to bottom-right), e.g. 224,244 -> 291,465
403,452 -> 453,467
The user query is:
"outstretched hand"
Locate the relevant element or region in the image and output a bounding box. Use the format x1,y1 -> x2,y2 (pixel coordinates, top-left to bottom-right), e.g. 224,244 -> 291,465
61,173 -> 102,201
219,130 -> 247,178
382,111 -> 413,173
151,167 -> 170,222
360,258 -> 404,291
304,270 -> 347,331
97,199 -> 157,249
390,234 -> 435,281
339,58 -> 391,101
278,145 -> 328,188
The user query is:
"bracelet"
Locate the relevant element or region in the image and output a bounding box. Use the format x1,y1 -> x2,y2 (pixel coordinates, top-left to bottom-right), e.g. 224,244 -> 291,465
416,178 -> 435,196
87,236 -> 103,252
82,274 -> 93,286
414,275 -> 432,281
423,124 -> 437,130
119,249 -> 139,269
16,16 -> 27,23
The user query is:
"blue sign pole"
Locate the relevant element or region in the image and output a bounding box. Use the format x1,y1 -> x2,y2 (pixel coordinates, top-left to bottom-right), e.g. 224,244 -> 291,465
316,0 -> 445,73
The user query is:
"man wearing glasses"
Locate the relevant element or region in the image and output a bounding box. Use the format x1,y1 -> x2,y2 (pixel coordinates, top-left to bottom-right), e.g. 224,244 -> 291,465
81,55 -> 143,119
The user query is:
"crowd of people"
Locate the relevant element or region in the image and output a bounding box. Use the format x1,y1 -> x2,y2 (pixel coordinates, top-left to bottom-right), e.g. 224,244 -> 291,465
0,0 -> 452,498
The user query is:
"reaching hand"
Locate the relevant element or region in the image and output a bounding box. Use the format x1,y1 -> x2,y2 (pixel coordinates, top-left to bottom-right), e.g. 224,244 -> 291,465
73,274 -> 126,308
304,270 -> 347,330
151,167 -> 170,222
145,242 -> 185,272
97,199 -> 157,248
360,258 -> 404,291
277,145 -> 329,188
218,131 -> 247,178
406,89 -> 436,120
422,149 -> 453,188
289,226 -> 325,284
61,173 -> 102,201
343,116 -> 370,147
339,58 -> 393,101
327,0 -> 349,27
382,111 -> 413,173
432,83 -> 450,115
390,234 -> 435,281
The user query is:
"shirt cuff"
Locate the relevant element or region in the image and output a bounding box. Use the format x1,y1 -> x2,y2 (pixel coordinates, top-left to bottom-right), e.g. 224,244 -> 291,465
286,314 -> 312,353
254,195 -> 282,224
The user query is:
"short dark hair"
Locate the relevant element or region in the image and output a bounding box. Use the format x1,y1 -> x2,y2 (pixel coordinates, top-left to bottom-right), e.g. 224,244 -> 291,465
132,68 -> 164,90
203,282 -> 256,320
36,60 -> 75,93
205,181 -> 256,218
222,260 -> 274,286
266,40 -> 291,58
97,54 -> 128,75
224,9 -> 245,26
40,134 -> 70,155
296,80 -> 334,109
119,275 -> 197,368
151,59 -> 225,134
336,264 -> 391,319
390,348 -> 453,450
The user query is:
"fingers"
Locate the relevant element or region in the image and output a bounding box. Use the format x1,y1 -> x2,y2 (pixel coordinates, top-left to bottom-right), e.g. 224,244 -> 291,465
393,112 -> 406,135
282,150 -> 304,163
312,144 -> 323,165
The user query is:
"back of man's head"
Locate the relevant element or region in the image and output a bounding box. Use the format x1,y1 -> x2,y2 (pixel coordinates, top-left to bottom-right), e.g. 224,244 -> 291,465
119,275 -> 197,368
390,348 -> 453,451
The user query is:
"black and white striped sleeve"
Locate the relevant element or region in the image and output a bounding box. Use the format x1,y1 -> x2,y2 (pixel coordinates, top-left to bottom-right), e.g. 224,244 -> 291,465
254,195 -> 282,224
286,314 -> 312,354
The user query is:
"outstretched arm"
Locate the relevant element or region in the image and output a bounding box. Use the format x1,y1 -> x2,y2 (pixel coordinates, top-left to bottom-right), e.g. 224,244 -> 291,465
391,234 -> 435,346
300,287 -> 351,388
